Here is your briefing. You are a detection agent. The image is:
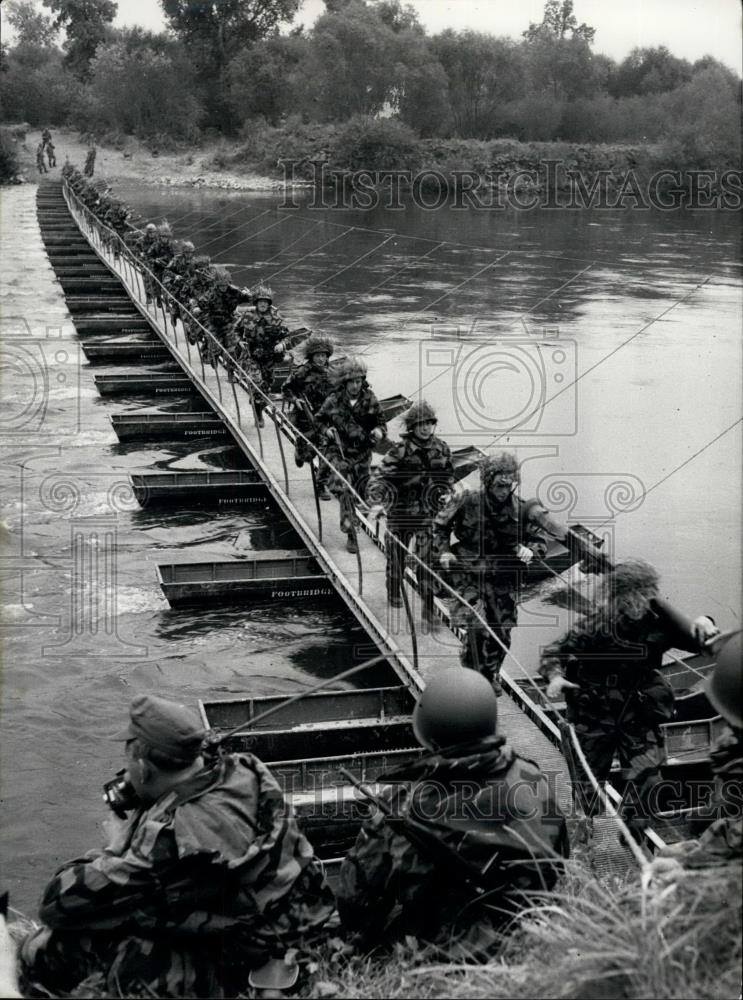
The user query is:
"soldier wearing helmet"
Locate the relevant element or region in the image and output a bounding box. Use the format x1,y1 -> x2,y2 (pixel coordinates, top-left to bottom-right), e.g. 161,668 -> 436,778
163,240 -> 199,329
143,222 -> 175,309
337,667 -> 568,955
230,280 -> 289,422
540,559 -> 720,840
316,358 -> 387,553
193,265 -> 252,372
433,451 -> 550,694
367,399 -> 454,619
283,335 -> 335,495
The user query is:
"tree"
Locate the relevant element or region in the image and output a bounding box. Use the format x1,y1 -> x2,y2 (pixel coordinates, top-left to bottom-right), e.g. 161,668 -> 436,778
609,46 -> 693,97
432,31 -> 524,137
523,0 -> 595,43
86,39 -> 201,139
159,0 -> 300,131
5,0 -> 59,47
226,33 -> 308,125
42,0 -> 117,79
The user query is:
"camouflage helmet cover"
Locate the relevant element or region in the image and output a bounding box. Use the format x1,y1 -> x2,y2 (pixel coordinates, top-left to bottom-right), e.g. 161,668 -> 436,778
334,357 -> 367,384
181,240 -> 195,252
404,399 -> 437,429
481,451 -> 520,489
304,334 -> 333,359
252,280 -> 273,304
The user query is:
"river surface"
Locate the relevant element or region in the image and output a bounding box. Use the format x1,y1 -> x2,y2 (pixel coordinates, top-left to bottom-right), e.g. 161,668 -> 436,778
1,183 -> 740,914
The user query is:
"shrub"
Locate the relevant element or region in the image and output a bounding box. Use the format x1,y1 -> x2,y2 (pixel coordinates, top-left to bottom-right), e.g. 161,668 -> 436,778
0,129 -> 21,183
332,115 -> 420,172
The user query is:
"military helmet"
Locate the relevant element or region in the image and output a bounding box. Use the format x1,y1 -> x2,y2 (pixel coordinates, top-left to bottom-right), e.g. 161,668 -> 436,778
252,281 -> 273,304
413,668 -> 498,751
481,451 -> 520,489
212,264 -> 231,283
705,630 -> 742,729
145,223 -> 157,234
304,334 -> 333,360
600,558 -> 660,604
404,399 -> 437,430
157,221 -> 172,237
335,357 -> 367,384
181,240 -> 195,253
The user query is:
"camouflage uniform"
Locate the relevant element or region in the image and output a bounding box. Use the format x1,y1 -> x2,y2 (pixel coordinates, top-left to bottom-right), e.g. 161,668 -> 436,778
368,432 -> 454,610
433,491 -> 548,683
539,610 -> 705,834
316,384 -> 387,530
45,141 -> 56,167
337,735 -> 568,955
232,305 -> 289,407
36,143 -> 48,174
163,251 -> 197,326
193,283 -> 246,367
99,200 -> 129,258
283,359 -> 333,475
21,752 -> 333,998
83,146 -> 96,177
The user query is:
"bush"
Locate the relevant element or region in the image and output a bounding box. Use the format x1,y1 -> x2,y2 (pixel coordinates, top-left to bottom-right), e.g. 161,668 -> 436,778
332,115 -> 420,172
0,129 -> 21,183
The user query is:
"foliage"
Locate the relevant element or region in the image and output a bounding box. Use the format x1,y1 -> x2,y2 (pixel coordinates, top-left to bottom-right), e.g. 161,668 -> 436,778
226,33 -> 308,126
83,39 -> 201,140
523,0 -> 595,43
331,114 -> 419,171
4,0 -> 58,46
42,0 -> 117,79
0,41 -> 83,125
610,46 -> 694,97
0,128 -> 21,182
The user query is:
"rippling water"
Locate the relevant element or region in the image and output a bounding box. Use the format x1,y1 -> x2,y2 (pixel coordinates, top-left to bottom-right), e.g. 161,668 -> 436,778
1,183 -> 740,913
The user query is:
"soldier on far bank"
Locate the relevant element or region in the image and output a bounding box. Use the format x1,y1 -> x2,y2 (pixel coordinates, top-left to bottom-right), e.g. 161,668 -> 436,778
316,358 -> 386,553
232,282 -> 289,423
83,144 -> 97,178
45,140 -> 56,168
367,400 -> 454,621
283,334 -> 335,497
36,142 -> 48,174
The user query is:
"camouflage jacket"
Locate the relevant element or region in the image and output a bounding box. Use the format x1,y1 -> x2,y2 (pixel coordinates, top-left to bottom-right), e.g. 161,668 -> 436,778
235,307 -> 289,368
101,203 -> 130,235
163,253 -> 197,297
282,361 -> 333,414
368,432 -> 454,523
145,236 -> 174,279
433,490 -> 549,574
316,385 -> 387,462
337,736 -> 568,950
195,284 -> 247,336
39,753 -> 333,953
124,230 -> 156,258
539,607 -> 704,686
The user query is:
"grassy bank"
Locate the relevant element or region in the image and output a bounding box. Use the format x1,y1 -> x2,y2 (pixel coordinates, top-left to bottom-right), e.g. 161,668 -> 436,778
10,858 -> 741,999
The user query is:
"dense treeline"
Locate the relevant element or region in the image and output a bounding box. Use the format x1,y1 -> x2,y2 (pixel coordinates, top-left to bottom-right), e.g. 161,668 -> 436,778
1,0 -> 740,167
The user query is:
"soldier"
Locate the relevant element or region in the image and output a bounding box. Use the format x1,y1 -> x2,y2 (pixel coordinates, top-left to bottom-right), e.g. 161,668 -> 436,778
45,140 -> 56,167
145,223 -> 175,308
283,334 -> 335,496
337,667 -> 568,956
540,559 -> 719,839
368,400 -> 454,619
195,265 -> 250,370
41,127 -> 52,146
182,255 -> 215,345
162,240 -> 197,328
19,694 -> 334,998
35,142 -> 48,174
100,198 -> 130,260
232,281 -> 289,421
316,357 -> 386,553
83,144 -> 97,178
433,451 -> 549,695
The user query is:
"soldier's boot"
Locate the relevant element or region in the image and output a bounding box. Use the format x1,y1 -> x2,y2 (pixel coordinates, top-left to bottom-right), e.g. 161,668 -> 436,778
294,447 -> 305,469
316,465 -> 332,500
254,401 -> 265,429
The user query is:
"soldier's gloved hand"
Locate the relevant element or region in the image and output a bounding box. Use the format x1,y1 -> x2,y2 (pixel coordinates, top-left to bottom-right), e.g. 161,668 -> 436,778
370,427 -> 385,443
516,544 -> 534,564
691,616 -> 719,644
546,676 -> 579,700
439,551 -> 457,570
274,340 -> 287,355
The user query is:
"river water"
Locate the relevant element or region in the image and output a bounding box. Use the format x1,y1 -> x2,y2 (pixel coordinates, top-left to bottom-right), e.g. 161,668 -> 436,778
1,182 -> 740,914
